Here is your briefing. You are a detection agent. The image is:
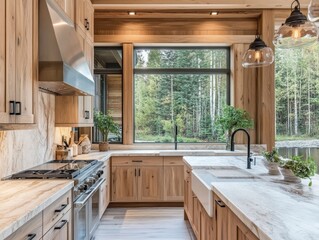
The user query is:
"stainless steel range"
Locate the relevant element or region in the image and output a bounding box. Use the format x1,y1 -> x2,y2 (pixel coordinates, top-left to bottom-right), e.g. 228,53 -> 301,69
10,159 -> 105,240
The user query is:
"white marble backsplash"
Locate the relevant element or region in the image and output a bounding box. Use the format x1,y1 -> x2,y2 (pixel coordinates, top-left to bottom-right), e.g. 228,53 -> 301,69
0,92 -> 71,179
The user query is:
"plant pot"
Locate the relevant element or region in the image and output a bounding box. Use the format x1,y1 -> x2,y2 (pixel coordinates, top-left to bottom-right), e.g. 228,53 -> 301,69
279,167 -> 301,183
262,159 -> 281,175
99,142 -> 109,152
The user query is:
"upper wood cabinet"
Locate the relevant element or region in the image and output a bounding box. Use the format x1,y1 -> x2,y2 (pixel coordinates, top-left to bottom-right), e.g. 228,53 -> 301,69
55,96 -> 93,127
75,0 -> 94,42
0,0 -> 37,127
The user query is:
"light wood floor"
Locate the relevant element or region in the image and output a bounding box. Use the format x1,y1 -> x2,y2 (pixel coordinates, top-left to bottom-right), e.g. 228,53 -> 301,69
93,207 -> 196,240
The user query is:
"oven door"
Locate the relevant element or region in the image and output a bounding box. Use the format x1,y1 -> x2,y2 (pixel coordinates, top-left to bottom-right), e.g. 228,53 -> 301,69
89,179 -> 104,238
74,200 -> 89,240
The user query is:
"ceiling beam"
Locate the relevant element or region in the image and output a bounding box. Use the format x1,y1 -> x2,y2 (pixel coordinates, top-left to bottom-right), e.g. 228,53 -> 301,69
92,0 -> 310,10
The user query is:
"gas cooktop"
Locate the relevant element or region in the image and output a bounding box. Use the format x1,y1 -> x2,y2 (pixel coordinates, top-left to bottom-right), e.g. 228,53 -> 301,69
10,160 -> 99,179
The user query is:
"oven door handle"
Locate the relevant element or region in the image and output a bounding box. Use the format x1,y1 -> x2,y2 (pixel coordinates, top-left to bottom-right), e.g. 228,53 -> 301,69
74,178 -> 105,208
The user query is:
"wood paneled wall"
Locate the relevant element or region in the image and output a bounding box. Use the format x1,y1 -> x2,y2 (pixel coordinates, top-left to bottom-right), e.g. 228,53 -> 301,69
107,74 -> 122,125
95,10 -> 276,150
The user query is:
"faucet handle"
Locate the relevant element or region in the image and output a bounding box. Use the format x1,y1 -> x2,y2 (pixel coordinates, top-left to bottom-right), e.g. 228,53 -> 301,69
253,157 -> 257,166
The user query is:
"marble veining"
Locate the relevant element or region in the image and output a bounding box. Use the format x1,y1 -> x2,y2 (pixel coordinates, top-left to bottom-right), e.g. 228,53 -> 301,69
0,180 -> 73,239
184,156 -> 319,240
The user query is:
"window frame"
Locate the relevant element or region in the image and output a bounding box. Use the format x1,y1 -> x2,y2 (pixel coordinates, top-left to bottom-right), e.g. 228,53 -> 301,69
133,46 -> 231,143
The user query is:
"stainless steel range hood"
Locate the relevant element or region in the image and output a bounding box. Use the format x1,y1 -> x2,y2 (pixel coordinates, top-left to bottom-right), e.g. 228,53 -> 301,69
39,0 -> 94,96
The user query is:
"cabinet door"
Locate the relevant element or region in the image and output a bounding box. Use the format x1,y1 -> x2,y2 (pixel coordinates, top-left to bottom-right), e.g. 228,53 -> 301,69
164,165 -> 184,201
75,0 -> 86,33
228,210 -> 259,240
112,166 -> 137,202
84,0 -> 94,42
138,166 -> 163,201
99,179 -> 108,218
78,96 -> 93,125
15,0 -> 34,123
43,210 -> 72,240
215,196 -> 228,240
184,165 -> 193,222
84,39 -> 94,74
200,204 -> 214,240
192,197 -> 200,239
0,0 -> 10,123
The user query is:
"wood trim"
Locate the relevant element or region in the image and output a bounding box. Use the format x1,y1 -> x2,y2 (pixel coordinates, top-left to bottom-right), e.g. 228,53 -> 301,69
33,0 -> 38,125
109,202 -> 183,207
122,43 -> 134,144
257,10 -> 275,151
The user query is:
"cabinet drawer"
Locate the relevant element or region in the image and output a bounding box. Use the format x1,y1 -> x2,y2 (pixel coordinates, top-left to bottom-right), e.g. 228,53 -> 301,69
43,209 -> 72,240
5,213 -> 42,240
112,156 -> 163,166
164,156 -> 183,166
43,191 -> 72,234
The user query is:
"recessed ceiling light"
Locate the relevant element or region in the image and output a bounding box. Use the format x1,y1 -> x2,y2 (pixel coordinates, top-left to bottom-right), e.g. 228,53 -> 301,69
210,11 -> 218,16
128,11 -> 136,16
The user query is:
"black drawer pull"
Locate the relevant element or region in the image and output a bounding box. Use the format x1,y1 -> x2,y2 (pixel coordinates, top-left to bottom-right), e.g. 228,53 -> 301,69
84,110 -> 90,119
54,220 -> 68,230
55,204 -> 67,213
138,169 -> 141,176
15,101 -> 21,115
215,200 -> 226,208
135,168 -> 137,176
86,21 -> 90,30
132,160 -> 143,163
26,233 -> 36,240
9,101 -> 15,115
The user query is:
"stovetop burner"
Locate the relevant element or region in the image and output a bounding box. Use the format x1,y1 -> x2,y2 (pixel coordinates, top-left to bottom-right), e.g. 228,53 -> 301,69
10,159 -> 99,179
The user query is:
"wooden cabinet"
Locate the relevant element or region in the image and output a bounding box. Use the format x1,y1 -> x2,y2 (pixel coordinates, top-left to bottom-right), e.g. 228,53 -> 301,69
228,209 -> 259,240
184,165 -> 193,222
192,196 -> 201,239
200,202 -> 214,240
53,0 -> 74,22
5,213 -> 42,240
0,0 -> 37,126
214,194 -> 228,240
99,160 -> 110,218
43,209 -> 72,240
111,156 -> 164,202
163,157 -> 184,202
55,95 -> 94,127
5,190 -> 72,240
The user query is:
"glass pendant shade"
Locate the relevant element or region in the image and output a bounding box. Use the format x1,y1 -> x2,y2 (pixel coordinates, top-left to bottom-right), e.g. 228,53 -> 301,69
242,36 -> 274,68
273,0 -> 319,49
308,0 -> 319,22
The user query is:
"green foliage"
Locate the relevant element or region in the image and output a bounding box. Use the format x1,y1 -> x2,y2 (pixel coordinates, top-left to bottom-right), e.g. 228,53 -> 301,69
94,111 -> 120,142
281,155 -> 317,186
262,148 -> 281,163
215,105 -> 254,135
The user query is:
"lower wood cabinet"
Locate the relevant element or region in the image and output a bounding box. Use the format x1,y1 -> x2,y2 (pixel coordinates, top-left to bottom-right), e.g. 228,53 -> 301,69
5,190 -> 73,240
111,156 -> 163,202
99,160 -> 110,218
163,157 -> 184,201
200,202 -> 214,240
214,194 -> 228,240
228,209 -> 259,240
184,164 -> 193,222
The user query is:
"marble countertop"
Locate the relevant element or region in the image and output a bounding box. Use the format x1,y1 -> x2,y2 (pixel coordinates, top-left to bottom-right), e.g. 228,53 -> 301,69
73,149 -> 247,162
184,156 -> 319,240
0,180 -> 73,239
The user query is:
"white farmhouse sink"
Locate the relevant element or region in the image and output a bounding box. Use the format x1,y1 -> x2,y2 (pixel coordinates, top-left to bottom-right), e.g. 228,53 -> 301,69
191,167 -> 259,217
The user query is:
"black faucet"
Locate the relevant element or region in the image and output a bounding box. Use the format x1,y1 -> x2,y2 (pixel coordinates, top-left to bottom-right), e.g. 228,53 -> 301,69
174,125 -> 178,150
230,128 -> 253,169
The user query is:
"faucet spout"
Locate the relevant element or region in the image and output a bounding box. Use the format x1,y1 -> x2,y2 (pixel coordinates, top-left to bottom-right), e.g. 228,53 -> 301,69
230,128 -> 252,169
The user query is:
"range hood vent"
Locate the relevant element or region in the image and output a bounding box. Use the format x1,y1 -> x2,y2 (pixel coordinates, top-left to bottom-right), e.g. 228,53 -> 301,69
39,0 -> 94,96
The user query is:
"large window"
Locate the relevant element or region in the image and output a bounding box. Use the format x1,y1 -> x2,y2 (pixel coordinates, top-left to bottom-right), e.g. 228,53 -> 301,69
134,47 -> 230,143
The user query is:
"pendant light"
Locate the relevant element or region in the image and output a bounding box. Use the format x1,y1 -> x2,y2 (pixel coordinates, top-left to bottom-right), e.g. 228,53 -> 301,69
273,0 -> 318,49
242,36 -> 274,68
308,0 -> 319,23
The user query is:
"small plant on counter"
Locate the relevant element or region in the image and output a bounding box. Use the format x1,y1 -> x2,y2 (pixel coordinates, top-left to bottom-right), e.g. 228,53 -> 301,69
280,156 -> 317,186
94,111 -> 121,151
215,105 -> 254,150
262,148 -> 281,163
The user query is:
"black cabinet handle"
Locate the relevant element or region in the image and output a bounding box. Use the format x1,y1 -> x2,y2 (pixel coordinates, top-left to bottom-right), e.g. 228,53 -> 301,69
55,204 -> 67,213
86,21 -> 90,30
132,160 -> 143,163
135,168 -> 137,176
26,233 -> 36,240
84,110 -> 90,119
9,101 -> 15,115
54,220 -> 68,230
15,101 -> 21,115
84,18 -> 88,29
215,200 -> 226,208
138,169 -> 141,176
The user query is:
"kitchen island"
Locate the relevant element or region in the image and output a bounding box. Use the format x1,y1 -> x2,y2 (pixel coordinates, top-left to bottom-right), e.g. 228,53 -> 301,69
184,156 -> 319,240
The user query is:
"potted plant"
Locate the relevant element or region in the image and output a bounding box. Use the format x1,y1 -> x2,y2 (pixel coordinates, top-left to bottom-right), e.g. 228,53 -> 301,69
262,148 -> 281,175
94,111 -> 121,151
280,156 -> 317,186
215,106 -> 254,150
